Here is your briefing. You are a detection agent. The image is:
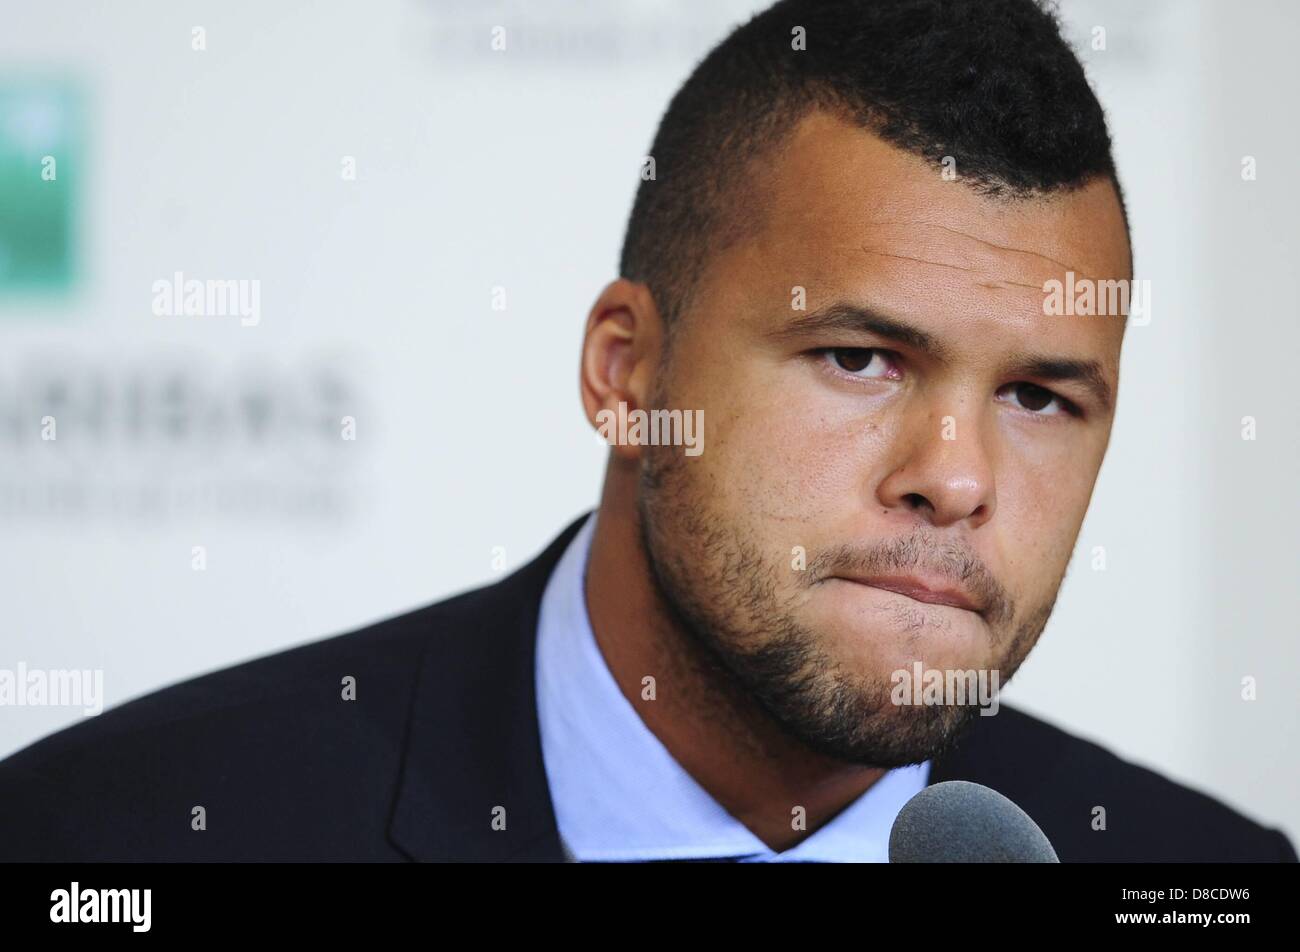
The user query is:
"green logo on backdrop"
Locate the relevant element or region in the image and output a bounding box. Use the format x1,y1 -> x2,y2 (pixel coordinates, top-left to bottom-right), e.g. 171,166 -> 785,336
0,80 -> 81,295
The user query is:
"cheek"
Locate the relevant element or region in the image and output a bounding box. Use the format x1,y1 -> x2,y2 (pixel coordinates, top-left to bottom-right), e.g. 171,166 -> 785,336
992,432 -> 1100,585
684,364 -> 894,528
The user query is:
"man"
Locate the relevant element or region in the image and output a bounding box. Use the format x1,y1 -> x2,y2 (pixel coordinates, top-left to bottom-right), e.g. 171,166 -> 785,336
1,0 -> 1293,862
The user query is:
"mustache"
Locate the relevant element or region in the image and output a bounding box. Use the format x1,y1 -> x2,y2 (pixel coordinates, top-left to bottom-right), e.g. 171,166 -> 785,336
807,530 -> 1014,627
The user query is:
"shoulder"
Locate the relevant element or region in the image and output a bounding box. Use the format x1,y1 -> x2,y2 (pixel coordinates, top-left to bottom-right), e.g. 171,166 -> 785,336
0,514 -> 583,862
0,590 -> 481,861
935,704 -> 1297,862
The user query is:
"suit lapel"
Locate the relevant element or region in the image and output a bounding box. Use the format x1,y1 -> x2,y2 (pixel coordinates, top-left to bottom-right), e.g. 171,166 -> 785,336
388,513 -> 589,862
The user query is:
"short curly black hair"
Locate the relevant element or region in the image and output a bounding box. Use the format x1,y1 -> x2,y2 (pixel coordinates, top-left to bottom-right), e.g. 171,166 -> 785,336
619,0 -> 1126,331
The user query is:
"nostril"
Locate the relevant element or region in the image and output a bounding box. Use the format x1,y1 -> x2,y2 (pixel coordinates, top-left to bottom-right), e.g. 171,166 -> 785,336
904,492 -> 930,511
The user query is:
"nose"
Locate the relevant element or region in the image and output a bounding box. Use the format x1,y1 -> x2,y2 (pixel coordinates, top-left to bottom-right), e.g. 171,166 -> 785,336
875,408 -> 996,530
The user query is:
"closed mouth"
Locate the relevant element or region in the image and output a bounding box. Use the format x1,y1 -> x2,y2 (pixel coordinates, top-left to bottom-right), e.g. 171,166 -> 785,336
832,573 -> 983,616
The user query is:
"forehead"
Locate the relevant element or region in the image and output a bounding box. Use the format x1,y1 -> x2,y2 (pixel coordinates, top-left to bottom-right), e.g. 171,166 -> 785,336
712,110 -> 1131,355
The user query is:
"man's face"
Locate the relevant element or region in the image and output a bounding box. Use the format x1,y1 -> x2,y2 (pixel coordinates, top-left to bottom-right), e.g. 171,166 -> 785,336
637,111 -> 1131,766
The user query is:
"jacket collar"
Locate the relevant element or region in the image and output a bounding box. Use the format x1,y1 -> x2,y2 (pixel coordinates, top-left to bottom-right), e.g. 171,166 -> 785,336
388,513 -> 588,862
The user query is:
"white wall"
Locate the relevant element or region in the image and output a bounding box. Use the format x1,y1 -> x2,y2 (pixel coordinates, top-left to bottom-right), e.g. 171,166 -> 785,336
1,0 -> 1295,845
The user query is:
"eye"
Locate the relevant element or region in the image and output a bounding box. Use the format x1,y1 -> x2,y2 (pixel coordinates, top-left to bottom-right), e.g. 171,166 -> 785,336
997,382 -> 1075,417
822,347 -> 899,379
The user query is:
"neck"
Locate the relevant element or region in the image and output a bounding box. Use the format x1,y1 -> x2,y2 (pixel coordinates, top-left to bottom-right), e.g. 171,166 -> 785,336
583,469 -> 885,851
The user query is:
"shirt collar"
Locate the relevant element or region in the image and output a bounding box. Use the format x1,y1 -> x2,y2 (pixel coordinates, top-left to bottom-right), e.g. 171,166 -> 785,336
535,512 -> 930,862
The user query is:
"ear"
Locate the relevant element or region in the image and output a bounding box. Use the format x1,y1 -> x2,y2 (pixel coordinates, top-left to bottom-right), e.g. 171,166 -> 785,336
580,278 -> 666,461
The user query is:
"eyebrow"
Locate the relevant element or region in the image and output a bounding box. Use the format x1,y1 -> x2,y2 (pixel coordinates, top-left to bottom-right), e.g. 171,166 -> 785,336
1005,354 -> 1114,412
769,301 -> 1114,412
768,302 -> 952,360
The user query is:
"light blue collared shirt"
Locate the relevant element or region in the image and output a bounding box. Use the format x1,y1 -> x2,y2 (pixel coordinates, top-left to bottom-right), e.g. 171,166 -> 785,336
534,512 -> 930,862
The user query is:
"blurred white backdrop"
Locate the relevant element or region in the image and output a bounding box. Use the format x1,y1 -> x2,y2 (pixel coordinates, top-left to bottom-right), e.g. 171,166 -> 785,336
1,0 -> 1296,844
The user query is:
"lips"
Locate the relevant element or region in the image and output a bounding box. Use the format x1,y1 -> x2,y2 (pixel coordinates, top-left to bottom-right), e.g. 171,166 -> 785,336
832,573 -> 983,615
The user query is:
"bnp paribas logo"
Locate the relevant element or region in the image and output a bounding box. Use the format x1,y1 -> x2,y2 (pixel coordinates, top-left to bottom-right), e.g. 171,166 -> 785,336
0,79 -> 81,296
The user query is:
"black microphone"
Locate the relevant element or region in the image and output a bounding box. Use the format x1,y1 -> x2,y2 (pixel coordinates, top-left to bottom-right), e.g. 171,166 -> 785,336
888,780 -> 1059,862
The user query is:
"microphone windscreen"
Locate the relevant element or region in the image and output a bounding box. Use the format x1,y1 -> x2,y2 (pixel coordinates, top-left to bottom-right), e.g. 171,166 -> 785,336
889,780 -> 1059,863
